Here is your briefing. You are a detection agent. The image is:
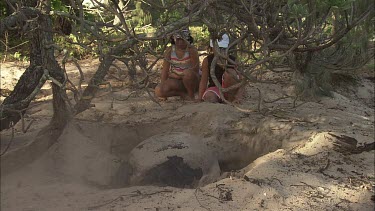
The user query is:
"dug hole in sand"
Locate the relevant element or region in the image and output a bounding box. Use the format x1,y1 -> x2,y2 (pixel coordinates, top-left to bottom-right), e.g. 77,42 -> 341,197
1,60 -> 374,211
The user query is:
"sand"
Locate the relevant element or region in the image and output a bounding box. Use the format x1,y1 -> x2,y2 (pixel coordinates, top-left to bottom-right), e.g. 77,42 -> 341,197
0,59 -> 374,211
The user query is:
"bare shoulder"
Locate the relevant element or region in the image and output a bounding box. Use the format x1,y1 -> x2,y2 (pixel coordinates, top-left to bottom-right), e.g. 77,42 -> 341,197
202,56 -> 208,64
164,46 -> 172,58
201,57 -> 209,71
188,46 -> 199,60
188,45 -> 198,54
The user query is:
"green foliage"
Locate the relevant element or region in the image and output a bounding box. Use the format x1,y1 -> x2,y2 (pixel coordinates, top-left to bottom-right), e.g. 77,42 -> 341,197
51,0 -> 69,12
287,1 -> 309,18
130,1 -> 153,27
140,0 -> 185,25
189,26 -> 210,49
284,0 -> 373,99
294,27 -> 372,99
330,72 -> 359,88
365,60 -> 375,70
158,9 -> 184,25
315,0 -> 356,10
54,34 -> 99,59
0,0 -> 7,19
294,63 -> 334,99
327,0 -> 355,10
0,51 -> 29,62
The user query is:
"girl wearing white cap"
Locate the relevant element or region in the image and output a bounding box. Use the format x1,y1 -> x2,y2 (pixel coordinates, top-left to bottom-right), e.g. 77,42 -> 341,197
155,28 -> 200,101
197,33 -> 242,103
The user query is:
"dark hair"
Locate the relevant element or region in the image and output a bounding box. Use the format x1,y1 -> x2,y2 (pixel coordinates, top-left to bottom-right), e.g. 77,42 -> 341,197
169,35 -> 194,45
188,35 -> 194,44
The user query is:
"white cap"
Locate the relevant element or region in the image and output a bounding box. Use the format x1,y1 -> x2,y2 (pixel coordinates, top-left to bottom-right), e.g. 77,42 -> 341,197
210,33 -> 229,48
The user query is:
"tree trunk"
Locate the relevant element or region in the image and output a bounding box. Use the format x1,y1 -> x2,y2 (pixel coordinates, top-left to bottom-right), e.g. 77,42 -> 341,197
0,9 -> 69,131
1,16 -> 44,130
0,2 -> 71,175
74,38 -> 138,114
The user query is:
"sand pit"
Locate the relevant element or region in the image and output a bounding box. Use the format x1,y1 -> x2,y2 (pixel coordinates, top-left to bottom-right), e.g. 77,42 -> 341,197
1,59 -> 374,210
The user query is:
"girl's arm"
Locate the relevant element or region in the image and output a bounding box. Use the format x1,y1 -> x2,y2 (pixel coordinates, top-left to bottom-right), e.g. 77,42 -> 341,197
189,46 -> 200,73
161,47 -> 172,83
198,57 -> 209,101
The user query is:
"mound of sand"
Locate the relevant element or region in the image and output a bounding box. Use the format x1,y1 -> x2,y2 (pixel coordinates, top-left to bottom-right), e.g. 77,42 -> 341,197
1,59 -> 374,211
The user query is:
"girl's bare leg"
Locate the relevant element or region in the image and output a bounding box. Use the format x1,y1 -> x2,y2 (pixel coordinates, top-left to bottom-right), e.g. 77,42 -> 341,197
182,70 -> 199,100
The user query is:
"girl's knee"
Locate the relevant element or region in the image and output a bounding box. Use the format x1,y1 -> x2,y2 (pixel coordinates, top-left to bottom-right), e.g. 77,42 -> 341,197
183,70 -> 198,81
203,92 -> 220,103
155,85 -> 163,97
155,84 -> 170,97
223,69 -> 238,84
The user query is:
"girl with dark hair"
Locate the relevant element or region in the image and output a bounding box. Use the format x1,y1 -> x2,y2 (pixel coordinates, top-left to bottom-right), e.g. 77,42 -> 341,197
155,29 -> 199,101
197,33 -> 243,103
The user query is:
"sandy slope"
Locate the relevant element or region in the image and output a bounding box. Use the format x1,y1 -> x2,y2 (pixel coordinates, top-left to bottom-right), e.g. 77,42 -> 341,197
0,59 -> 374,211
